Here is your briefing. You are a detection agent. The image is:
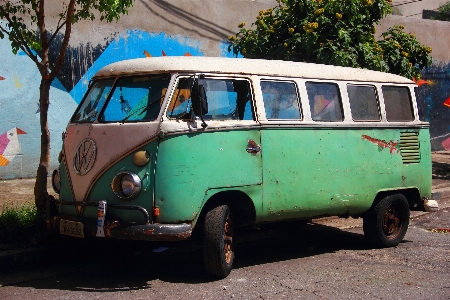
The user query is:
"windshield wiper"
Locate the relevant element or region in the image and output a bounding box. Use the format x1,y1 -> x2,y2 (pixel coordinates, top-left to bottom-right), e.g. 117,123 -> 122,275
121,95 -> 165,123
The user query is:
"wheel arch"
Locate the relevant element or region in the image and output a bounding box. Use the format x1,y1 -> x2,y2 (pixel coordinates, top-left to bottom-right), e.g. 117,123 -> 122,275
197,189 -> 257,228
371,187 -> 421,212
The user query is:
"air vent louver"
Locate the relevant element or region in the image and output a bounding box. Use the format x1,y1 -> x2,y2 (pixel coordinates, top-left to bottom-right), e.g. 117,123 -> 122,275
399,132 -> 420,164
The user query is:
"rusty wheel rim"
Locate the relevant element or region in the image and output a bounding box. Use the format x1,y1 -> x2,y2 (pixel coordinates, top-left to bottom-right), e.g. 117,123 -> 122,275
382,203 -> 404,240
223,214 -> 233,264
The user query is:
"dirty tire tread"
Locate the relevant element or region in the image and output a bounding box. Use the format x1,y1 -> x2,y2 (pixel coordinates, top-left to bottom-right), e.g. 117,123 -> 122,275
363,194 -> 410,248
203,205 -> 234,278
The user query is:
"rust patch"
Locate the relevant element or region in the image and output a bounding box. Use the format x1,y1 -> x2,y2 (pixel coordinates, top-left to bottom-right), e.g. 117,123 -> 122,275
144,229 -> 155,235
105,221 -> 120,237
362,135 -> 399,154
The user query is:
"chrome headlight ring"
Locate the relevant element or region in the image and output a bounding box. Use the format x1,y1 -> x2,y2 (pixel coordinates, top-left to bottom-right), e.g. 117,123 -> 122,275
111,171 -> 142,200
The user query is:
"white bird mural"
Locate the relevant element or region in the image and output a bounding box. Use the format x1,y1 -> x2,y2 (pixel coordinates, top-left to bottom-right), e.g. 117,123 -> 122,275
0,127 -> 27,166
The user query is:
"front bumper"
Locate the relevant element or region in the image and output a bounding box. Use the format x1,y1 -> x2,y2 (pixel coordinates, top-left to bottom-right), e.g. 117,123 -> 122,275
48,200 -> 192,241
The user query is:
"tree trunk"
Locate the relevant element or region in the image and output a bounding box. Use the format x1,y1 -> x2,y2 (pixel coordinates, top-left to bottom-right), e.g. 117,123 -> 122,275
34,79 -> 51,215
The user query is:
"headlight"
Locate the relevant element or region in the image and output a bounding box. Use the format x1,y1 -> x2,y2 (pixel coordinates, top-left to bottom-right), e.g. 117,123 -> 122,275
52,169 -> 61,194
111,171 -> 141,200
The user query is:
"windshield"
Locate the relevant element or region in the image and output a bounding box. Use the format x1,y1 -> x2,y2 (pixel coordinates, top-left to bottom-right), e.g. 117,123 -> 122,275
72,75 -> 171,123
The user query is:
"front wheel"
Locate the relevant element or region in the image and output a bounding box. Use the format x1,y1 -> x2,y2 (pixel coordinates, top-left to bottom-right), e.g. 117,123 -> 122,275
203,205 -> 234,278
363,194 -> 410,248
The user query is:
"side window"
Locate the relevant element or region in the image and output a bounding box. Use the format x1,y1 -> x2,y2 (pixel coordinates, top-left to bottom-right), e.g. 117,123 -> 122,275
260,81 -> 301,120
167,78 -> 254,121
347,84 -> 380,121
382,86 -> 414,121
306,82 -> 343,122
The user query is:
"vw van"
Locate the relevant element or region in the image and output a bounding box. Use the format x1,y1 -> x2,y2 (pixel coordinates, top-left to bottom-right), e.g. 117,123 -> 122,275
49,56 -> 438,278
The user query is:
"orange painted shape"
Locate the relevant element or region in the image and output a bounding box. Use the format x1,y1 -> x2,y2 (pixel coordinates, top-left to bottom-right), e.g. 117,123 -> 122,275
413,78 -> 429,87
443,97 -> 450,108
162,50 -> 167,56
16,128 -> 27,134
184,52 -> 192,56
0,76 -> 5,80
0,154 -> 9,166
143,50 -> 151,58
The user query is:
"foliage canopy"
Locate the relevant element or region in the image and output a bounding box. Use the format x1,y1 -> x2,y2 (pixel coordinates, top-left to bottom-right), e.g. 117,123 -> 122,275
228,0 -> 432,79
434,1 -> 450,21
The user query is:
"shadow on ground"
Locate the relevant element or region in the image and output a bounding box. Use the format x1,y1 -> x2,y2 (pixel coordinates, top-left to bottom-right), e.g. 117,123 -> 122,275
1,222 -> 370,290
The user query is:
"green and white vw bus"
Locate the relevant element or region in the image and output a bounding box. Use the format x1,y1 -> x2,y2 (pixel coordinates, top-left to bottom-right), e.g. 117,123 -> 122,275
49,56 -> 438,278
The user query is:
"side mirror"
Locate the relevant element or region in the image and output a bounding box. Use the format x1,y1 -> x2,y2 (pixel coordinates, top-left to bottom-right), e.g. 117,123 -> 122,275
191,80 -> 208,116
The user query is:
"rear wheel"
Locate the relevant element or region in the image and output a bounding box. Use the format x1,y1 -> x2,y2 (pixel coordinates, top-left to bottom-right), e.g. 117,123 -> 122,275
363,194 -> 410,248
203,205 -> 234,278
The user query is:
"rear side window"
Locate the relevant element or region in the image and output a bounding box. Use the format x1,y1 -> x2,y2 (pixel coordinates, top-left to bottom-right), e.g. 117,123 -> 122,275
348,84 -> 380,121
306,82 -> 343,122
382,86 -> 414,121
260,81 -> 301,120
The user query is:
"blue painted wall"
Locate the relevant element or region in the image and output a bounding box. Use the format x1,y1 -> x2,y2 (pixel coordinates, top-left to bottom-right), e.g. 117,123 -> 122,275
0,24 -> 233,178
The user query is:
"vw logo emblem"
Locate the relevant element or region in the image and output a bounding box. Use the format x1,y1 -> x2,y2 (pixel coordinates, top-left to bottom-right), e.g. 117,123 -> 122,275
73,138 -> 97,175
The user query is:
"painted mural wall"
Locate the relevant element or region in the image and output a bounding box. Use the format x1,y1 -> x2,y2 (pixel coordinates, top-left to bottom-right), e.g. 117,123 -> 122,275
0,0 -> 276,179
1,2 -> 450,179
377,16 -> 450,151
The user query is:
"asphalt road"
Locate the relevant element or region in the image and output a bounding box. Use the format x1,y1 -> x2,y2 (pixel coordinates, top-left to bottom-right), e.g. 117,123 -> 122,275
0,153 -> 449,299
0,210 -> 449,300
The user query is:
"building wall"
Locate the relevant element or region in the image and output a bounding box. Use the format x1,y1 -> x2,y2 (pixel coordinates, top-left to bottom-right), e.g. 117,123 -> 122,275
0,0 -> 276,179
1,0 -> 450,179
390,0 -> 448,18
377,15 -> 450,151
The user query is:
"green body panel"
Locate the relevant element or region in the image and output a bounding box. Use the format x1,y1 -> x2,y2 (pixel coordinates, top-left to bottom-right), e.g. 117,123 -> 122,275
59,141 -> 159,223
260,127 -> 431,221
155,129 -> 263,224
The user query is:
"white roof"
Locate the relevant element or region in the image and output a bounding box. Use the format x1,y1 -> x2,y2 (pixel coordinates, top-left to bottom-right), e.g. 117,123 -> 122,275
94,56 -> 413,84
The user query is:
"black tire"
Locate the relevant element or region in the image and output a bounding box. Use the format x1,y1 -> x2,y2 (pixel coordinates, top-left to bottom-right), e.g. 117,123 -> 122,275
203,205 -> 234,278
363,194 -> 410,248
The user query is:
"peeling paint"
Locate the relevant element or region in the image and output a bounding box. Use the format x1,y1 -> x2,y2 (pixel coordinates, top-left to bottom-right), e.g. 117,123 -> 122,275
362,134 -> 399,154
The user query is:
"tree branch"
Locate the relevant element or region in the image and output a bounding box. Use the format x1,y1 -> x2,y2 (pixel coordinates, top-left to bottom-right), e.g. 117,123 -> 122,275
0,10 -> 40,66
47,19 -> 66,46
50,0 -> 76,79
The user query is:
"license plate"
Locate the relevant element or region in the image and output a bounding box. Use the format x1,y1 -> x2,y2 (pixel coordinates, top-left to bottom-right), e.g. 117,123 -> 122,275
60,220 -> 84,238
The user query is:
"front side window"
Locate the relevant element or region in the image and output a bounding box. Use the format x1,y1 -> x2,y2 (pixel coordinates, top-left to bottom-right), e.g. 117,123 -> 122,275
306,82 -> 343,122
348,84 -> 380,121
167,77 -> 254,121
261,81 -> 301,120
382,86 -> 414,122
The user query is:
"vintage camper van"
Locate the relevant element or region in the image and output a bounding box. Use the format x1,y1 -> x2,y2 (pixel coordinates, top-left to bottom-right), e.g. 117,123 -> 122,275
49,57 -> 437,278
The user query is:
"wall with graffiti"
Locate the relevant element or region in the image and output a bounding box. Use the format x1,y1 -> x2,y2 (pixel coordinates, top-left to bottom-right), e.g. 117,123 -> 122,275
1,2 -> 450,179
0,0 -> 276,179
0,28 -> 233,179
417,62 -> 450,150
